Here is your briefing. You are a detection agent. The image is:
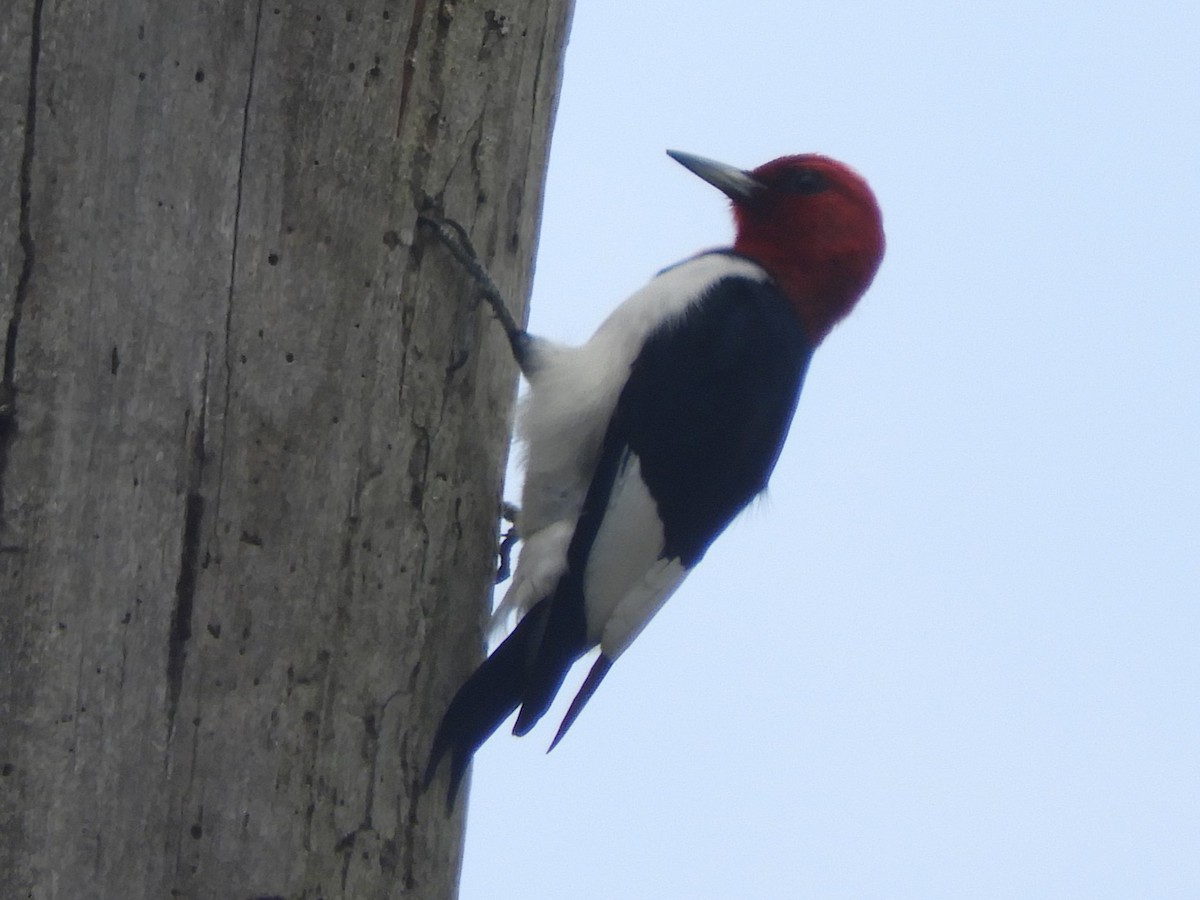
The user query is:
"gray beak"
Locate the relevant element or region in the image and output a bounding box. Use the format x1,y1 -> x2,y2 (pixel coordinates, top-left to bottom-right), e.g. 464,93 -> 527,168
667,149 -> 763,202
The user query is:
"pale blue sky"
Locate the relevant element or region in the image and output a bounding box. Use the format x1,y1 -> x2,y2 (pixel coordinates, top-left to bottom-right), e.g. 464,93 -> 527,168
461,1 -> 1200,896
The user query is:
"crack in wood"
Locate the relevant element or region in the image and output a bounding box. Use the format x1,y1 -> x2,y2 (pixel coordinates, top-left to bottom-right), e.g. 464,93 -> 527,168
0,0 -> 45,527
166,351 -> 211,739
5,0 -> 42,387
395,0 -> 427,137
212,0 -> 266,534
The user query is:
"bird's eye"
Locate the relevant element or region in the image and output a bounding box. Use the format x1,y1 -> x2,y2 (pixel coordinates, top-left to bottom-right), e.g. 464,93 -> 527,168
778,168 -> 829,195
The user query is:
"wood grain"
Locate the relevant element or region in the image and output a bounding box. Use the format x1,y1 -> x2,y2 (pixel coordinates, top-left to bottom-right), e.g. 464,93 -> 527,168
0,1 -> 573,896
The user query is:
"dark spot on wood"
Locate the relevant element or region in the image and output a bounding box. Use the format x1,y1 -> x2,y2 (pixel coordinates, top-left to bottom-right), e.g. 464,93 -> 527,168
207,622 -> 221,638
240,530 -> 263,546
407,427 -> 430,508
382,230 -> 401,249
190,823 -> 202,839
348,61 -> 356,72
445,347 -> 469,376
138,72 -> 146,81
0,382 -> 14,423
110,346 -> 119,374
121,612 -> 131,625
194,69 -> 205,83
485,9 -> 508,33
1,763 -> 13,776
380,836 -> 399,874
284,352 -> 294,363
267,252 -> 279,265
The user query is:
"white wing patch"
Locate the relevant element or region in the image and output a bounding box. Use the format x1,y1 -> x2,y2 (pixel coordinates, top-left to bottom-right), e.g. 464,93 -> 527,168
582,452 -> 691,659
600,557 -> 687,660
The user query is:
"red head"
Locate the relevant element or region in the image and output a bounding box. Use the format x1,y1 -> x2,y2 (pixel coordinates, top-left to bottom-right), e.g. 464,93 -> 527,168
669,150 -> 885,344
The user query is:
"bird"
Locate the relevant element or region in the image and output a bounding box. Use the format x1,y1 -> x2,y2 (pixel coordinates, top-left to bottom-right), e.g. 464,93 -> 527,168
420,149 -> 885,805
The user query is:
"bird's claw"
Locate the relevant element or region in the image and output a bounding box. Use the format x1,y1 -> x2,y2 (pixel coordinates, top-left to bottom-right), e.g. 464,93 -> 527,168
416,214 -> 527,360
495,502 -> 520,584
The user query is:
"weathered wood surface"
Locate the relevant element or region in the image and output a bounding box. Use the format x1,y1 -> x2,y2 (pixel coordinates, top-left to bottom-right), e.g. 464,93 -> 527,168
0,1 -> 572,897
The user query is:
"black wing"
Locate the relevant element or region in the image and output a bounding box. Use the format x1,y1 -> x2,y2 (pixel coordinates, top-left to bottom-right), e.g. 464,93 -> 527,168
514,271 -> 814,726
426,266 -> 813,803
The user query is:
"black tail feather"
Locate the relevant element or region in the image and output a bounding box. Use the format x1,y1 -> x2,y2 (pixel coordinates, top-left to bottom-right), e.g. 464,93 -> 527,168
511,640 -> 578,738
548,654 -> 612,752
425,576 -> 595,803
424,601 -> 551,805
511,583 -> 589,737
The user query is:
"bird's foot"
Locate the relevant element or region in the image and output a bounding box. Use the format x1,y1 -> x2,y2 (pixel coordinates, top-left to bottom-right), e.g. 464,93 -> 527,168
417,214 -> 532,368
495,502 -> 520,584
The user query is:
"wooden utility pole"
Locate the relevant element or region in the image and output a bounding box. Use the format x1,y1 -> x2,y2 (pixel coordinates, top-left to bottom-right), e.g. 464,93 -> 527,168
0,1 -> 572,897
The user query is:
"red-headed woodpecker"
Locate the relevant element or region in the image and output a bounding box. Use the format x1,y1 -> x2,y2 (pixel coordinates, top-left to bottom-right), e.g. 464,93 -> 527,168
423,150 -> 885,803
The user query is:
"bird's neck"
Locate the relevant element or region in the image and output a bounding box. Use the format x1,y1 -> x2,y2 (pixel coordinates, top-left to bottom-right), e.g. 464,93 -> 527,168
734,238 -> 864,345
